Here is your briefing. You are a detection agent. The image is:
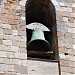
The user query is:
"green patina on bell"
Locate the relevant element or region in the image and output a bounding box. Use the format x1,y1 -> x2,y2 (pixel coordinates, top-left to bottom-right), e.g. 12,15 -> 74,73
27,29 -> 50,51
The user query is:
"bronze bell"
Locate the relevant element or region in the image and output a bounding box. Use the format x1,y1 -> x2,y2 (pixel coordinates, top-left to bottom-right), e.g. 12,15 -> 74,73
27,29 -> 50,51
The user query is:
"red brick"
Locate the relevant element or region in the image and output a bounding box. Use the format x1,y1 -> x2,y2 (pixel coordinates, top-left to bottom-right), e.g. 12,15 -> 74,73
57,32 -> 64,37
4,3 -> 11,9
8,10 -> 16,15
68,17 -> 74,23
59,46 -> 68,53
11,4 -> 17,10
1,18 -> 8,24
7,15 -> 14,19
7,15 -> 20,20
60,59 -> 69,67
1,9 -> 9,14
8,19 -> 19,25
61,11 -> 70,17
14,16 -> 20,20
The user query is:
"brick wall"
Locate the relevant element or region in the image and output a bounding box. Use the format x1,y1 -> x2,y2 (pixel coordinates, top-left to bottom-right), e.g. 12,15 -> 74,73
0,0 -> 75,75
52,0 -> 75,75
0,0 -> 27,75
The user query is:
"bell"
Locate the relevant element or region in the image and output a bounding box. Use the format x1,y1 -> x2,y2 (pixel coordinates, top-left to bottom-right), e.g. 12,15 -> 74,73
27,29 -> 50,51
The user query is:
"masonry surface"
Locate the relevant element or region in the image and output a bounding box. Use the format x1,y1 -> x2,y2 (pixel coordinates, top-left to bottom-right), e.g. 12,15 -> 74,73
0,0 -> 75,75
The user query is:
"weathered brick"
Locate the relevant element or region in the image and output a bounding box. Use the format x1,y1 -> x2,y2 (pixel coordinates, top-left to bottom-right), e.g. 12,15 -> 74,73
69,0 -> 75,2
0,58 -> 4,64
7,15 -> 14,19
61,72 -> 73,75
19,48 -> 27,53
70,13 -> 75,17
63,17 -> 68,22
59,46 -> 68,53
15,53 -> 27,59
66,67 -> 75,74
65,37 -> 73,44
3,58 -> 13,65
72,8 -> 75,13
0,0 -> 2,4
12,30 -> 18,35
18,31 -> 26,36
21,6 -> 25,11
74,49 -> 75,56
1,8 -> 9,14
3,29 -> 12,35
64,3 -> 72,7
61,7 -> 72,12
73,45 -> 75,49
11,36 -> 21,41
59,2 -> 65,7
8,19 -> 19,25
8,9 -> 16,15
7,0 -> 14,3
11,4 -> 17,10
0,51 -> 6,57
11,25 -> 17,30
0,45 -> 11,51
0,28 -> 3,35
11,46 -> 20,52
19,1 -> 25,6
67,23 -> 75,28
72,33 -> 75,39
7,65 -> 14,72
6,52 -> 14,58
1,18 -> 8,24
61,11 -> 70,17
0,64 -> 8,72
0,73 -> 4,75
14,65 -> 27,74
4,3 -> 11,9
72,3 -> 75,7
68,28 -> 75,33
68,17 -> 74,23
3,40 -> 12,46
21,36 -> 26,42
67,49 -> 74,55
21,26 -> 26,31
65,55 -> 74,61
22,60 -> 27,66
17,41 -> 26,47
59,53 -> 66,59
0,39 -> 3,45
60,66 -> 66,72
21,16 -> 25,21
0,24 -> 11,29
60,60 -> 69,67
12,59 -> 22,65
69,61 -> 75,68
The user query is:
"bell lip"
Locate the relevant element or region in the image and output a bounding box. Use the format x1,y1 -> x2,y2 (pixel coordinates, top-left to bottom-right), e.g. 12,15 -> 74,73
27,39 -> 50,51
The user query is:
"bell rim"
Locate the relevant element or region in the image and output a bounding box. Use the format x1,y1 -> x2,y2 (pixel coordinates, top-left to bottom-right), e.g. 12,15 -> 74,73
27,39 -> 50,51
